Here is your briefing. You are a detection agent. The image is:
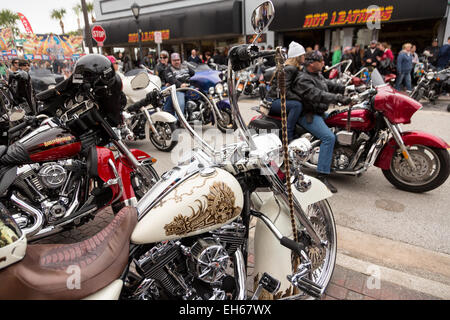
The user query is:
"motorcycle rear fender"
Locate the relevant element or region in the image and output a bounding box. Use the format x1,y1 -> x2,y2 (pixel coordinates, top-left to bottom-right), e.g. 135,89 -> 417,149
115,149 -> 155,202
374,131 -> 450,170
252,177 -> 332,296
83,280 -> 123,300
150,111 -> 177,123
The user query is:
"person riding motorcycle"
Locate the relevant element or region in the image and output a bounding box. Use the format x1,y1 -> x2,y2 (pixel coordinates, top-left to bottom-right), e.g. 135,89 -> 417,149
293,50 -> 351,193
266,41 -> 305,142
163,52 -> 195,116
155,50 -> 170,86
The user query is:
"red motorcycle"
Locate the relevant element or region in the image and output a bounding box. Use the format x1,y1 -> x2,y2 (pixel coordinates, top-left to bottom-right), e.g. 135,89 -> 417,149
249,69 -> 450,193
0,78 -> 160,242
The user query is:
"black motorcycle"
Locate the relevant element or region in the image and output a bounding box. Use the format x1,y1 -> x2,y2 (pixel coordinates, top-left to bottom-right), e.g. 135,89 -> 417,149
410,65 -> 450,104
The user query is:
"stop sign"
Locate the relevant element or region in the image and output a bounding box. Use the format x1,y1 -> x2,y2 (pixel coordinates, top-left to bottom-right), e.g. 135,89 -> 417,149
91,25 -> 106,45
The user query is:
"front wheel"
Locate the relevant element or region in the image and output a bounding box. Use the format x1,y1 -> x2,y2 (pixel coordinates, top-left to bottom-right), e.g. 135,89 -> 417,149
382,145 -> 450,192
216,108 -> 236,133
149,121 -> 178,152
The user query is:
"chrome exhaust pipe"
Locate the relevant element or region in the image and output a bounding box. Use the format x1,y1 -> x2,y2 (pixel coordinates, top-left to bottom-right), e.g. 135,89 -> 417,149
11,193 -> 44,237
233,249 -> 247,300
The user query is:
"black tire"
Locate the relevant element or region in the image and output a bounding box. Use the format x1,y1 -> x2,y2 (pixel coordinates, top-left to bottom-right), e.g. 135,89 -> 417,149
382,146 -> 450,193
216,108 -> 237,133
149,121 -> 178,152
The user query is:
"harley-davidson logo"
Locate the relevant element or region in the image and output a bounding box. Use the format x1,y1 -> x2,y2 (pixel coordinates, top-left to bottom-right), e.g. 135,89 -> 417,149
164,182 -> 242,236
43,136 -> 74,147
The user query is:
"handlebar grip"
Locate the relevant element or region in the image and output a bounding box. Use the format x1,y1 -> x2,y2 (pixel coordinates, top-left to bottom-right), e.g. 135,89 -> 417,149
8,117 -> 35,135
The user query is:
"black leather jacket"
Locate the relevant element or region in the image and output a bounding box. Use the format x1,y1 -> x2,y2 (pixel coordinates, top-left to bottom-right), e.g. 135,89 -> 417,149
292,69 -> 345,115
267,65 -> 302,101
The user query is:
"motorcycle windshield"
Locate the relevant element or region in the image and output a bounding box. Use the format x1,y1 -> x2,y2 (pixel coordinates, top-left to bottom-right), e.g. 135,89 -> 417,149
371,69 -> 385,87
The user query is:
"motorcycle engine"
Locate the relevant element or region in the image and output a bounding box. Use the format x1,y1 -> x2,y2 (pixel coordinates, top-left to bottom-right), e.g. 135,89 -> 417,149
128,221 -> 247,300
38,163 -> 67,189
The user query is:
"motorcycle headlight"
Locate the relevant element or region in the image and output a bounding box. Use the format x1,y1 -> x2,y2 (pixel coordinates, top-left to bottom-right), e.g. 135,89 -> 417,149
209,87 -> 215,95
427,72 -> 435,80
215,83 -> 224,95
223,83 -> 228,96
288,138 -> 312,164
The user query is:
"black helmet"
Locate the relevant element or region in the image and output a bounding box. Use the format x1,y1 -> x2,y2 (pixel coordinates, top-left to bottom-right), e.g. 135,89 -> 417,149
72,54 -> 116,89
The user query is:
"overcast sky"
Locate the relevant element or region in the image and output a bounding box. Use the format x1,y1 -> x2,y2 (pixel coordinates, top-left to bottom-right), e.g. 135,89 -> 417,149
2,0 -> 87,34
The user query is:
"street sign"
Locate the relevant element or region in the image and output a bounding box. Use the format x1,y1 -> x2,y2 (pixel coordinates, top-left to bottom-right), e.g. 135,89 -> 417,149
154,31 -> 162,44
92,25 -> 106,47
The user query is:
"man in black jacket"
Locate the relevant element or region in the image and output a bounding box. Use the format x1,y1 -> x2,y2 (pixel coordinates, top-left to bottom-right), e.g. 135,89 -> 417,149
363,40 -> 383,68
163,52 -> 195,116
155,50 -> 170,86
293,51 -> 351,193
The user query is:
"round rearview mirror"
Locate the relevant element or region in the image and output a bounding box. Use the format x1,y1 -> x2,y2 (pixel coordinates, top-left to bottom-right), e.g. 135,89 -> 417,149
131,72 -> 150,90
9,108 -> 25,122
251,1 -> 275,35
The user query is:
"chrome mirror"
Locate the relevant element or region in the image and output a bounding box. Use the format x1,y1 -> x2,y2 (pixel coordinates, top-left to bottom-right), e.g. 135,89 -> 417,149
131,72 -> 150,90
9,108 -> 25,122
251,1 -> 275,36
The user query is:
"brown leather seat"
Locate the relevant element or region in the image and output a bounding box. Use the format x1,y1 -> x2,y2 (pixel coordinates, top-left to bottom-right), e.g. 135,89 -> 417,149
0,206 -> 138,300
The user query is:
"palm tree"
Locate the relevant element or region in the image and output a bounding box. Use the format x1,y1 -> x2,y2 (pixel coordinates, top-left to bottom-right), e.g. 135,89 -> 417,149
0,9 -> 20,40
50,8 -> 66,34
86,2 -> 96,23
72,4 -> 82,31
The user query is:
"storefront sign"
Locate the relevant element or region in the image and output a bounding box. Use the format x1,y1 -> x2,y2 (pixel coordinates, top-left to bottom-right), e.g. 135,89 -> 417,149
303,6 -> 394,28
128,29 -> 170,43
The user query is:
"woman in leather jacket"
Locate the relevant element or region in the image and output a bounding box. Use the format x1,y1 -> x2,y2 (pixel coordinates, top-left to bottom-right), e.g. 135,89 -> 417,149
293,51 -> 351,193
266,41 -> 305,142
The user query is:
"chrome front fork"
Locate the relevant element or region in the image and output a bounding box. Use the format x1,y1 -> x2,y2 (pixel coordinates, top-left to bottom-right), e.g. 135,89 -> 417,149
384,118 -> 416,170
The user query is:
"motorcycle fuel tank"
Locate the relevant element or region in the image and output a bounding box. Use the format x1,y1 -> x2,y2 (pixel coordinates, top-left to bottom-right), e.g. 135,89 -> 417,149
131,167 -> 244,244
325,107 -> 375,131
19,124 -> 81,162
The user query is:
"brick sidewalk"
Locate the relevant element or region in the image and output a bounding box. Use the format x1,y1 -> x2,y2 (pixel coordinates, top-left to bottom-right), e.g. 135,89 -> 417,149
36,207 -> 440,300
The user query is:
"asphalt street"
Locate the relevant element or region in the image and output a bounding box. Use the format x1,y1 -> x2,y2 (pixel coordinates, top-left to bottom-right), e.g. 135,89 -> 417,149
126,96 -> 450,285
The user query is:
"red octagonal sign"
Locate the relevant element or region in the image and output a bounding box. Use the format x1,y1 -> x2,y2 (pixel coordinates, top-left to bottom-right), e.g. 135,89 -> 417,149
92,25 -> 106,45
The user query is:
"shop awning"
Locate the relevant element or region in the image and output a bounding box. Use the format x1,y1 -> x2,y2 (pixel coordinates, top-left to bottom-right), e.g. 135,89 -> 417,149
94,0 -> 242,46
269,0 -> 448,31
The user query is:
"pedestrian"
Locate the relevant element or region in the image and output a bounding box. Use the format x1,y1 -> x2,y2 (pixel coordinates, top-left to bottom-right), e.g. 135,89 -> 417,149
395,43 -> 413,92
204,51 -> 212,65
331,45 -> 342,66
425,38 -> 440,67
379,42 -> 394,75
410,45 -> 420,84
363,40 -> 383,69
143,52 -> 156,70
341,46 -> 354,71
212,49 -> 226,65
187,49 -> 202,64
353,44 -> 363,71
122,52 -> 133,73
306,47 -> 313,53
437,37 -> 450,70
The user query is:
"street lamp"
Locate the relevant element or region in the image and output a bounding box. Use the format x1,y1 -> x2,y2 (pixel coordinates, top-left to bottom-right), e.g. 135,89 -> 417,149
131,2 -> 143,64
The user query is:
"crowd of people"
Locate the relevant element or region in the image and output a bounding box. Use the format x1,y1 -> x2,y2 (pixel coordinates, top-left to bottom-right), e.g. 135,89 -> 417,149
0,58 -> 75,80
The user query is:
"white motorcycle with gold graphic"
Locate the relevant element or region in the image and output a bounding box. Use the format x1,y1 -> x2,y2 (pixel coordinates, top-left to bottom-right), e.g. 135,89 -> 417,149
0,1 -> 336,300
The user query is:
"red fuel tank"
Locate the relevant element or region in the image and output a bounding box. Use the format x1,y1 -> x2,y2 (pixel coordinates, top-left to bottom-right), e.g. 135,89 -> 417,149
325,108 -> 375,131
21,125 -> 81,162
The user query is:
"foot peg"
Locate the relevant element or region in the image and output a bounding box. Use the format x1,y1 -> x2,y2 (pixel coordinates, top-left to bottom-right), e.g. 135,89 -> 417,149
287,264 -> 324,299
251,272 -> 281,300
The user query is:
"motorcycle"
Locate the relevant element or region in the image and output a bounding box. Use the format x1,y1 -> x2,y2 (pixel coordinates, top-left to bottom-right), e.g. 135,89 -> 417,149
249,68 -> 450,193
0,1 -> 337,300
235,59 -> 265,99
0,76 -> 160,242
410,66 -> 450,104
120,67 -> 178,152
179,62 -> 236,133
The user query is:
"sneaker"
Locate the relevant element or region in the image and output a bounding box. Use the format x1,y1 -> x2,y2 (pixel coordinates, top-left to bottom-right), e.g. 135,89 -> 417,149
317,174 -> 338,193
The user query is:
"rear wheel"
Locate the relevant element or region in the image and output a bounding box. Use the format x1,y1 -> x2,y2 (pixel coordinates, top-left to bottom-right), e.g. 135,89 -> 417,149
382,145 -> 450,192
149,121 -> 178,152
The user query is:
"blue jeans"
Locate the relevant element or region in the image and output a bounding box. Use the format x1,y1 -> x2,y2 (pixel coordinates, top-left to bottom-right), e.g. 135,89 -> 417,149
269,99 -> 303,142
395,72 -> 412,91
297,114 -> 335,174
163,90 -> 186,117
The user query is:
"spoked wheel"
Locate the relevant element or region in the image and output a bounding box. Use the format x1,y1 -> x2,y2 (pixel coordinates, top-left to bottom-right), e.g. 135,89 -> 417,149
293,200 -> 337,299
216,108 -> 237,133
130,159 -> 160,200
382,145 -> 450,193
148,121 -> 178,152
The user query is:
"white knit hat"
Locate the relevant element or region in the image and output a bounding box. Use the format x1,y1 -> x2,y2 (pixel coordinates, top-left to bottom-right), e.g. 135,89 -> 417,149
288,41 -> 306,58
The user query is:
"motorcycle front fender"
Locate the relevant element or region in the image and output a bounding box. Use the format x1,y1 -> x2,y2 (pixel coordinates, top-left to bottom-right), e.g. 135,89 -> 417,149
150,111 -> 177,123
252,177 -> 332,297
374,131 -> 450,170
